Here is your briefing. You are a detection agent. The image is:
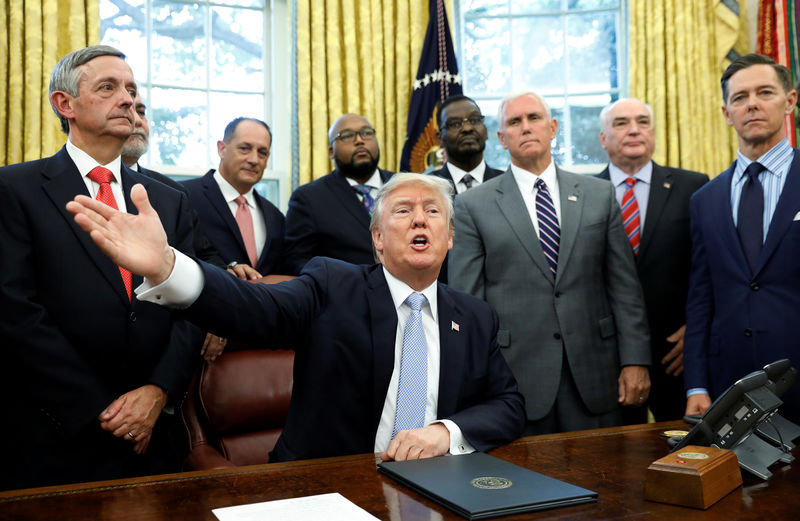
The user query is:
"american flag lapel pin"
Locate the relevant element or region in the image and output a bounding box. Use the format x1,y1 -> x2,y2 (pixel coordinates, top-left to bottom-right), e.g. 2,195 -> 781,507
568,194 -> 578,202
451,321 -> 460,332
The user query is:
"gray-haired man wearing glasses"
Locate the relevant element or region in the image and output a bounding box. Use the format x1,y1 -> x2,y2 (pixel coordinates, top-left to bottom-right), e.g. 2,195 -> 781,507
284,113 -> 395,274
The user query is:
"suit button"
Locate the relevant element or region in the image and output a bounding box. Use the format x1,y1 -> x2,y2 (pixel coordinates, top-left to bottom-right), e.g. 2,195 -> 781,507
744,328 -> 752,337
129,312 -> 137,322
554,291 -> 562,298
750,282 -> 759,291
553,332 -> 561,340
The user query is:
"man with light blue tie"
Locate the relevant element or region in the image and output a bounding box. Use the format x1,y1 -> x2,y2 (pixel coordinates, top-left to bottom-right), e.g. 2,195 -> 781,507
67,172 -> 526,462
684,54 -> 800,424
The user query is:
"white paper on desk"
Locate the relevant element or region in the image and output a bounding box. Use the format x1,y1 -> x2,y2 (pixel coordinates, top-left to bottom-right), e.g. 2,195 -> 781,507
212,492 -> 380,521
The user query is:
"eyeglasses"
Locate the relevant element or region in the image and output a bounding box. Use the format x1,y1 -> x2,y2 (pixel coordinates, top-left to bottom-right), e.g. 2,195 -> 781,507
332,128 -> 376,143
443,115 -> 485,131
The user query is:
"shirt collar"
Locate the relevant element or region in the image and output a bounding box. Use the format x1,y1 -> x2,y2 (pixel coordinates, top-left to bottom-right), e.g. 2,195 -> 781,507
382,266 -> 438,322
734,139 -> 793,184
213,169 -> 256,206
608,160 -> 653,188
345,169 -> 383,190
447,160 -> 487,184
510,159 -> 557,194
66,139 -> 123,183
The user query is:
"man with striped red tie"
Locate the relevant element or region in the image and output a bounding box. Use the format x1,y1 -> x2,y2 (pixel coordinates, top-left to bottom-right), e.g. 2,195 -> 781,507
597,98 -> 708,424
449,91 -> 651,435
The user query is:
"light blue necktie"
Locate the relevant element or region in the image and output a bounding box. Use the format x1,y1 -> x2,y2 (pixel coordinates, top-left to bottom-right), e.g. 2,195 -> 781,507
392,292 -> 428,438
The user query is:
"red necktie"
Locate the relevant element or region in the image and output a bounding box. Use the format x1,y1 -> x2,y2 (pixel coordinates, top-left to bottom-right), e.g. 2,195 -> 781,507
621,177 -> 641,255
87,166 -> 133,300
234,195 -> 259,267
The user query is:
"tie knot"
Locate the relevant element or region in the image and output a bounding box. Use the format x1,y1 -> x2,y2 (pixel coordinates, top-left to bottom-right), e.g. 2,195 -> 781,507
87,166 -> 114,185
624,177 -> 637,188
354,184 -> 374,197
462,174 -> 475,188
405,292 -> 427,312
235,195 -> 248,207
534,178 -> 548,192
745,162 -> 766,179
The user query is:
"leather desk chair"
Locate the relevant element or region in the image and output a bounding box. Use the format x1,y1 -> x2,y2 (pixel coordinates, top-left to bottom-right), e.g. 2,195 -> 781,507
181,275 -> 296,470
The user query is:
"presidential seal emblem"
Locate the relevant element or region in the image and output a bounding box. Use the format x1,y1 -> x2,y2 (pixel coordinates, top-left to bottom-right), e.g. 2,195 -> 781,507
470,476 -> 513,490
677,451 -> 710,460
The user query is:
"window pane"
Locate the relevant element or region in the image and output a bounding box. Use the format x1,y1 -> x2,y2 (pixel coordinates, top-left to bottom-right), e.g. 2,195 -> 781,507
567,12 -> 619,94
567,96 -> 611,164
511,16 -> 564,94
149,88 -> 208,168
462,0 -> 508,16
211,7 -> 265,92
476,100 -> 509,170
208,92 -> 266,165
100,0 -> 147,81
511,0 -> 561,15
568,0 -> 619,9
152,1 -> 207,88
463,18 -> 511,95
548,103 -> 567,165
215,0 -> 265,7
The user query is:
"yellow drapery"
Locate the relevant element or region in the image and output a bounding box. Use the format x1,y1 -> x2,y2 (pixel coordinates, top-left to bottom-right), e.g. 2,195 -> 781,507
0,0 -> 99,166
629,0 -> 750,178
295,0 -> 431,185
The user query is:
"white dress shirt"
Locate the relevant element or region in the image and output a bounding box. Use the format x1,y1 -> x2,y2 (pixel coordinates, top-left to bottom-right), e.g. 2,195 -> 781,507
213,171 -> 267,260
509,160 -> 561,238
68,140 -> 127,213
446,161 -> 487,194
136,254 -> 474,455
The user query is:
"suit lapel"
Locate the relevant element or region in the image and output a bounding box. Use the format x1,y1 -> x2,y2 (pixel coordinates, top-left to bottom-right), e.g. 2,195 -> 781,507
436,285 -> 464,416
495,171 -> 553,282
639,163 -> 671,259
554,168 -> 583,284
253,192 -> 276,268
713,163 -> 749,268
202,171 -> 249,257
758,151 -> 800,274
365,266 -> 399,431
41,149 -> 132,306
328,170 -> 371,230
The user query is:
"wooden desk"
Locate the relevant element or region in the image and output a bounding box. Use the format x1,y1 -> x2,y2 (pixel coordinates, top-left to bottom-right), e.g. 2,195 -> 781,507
2,422 -> 797,520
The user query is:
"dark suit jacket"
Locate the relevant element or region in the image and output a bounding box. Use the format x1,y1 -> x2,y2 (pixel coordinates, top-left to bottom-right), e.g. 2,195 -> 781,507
181,170 -> 287,275
137,165 -> 226,269
0,147 -> 199,490
597,163 -> 708,420
430,163 -> 504,193
185,257 -> 526,462
684,152 -> 800,424
283,169 -> 394,275
449,167 -> 651,421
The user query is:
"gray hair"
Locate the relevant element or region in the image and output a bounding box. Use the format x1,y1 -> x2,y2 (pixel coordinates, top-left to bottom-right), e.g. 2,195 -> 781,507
369,173 -> 455,261
496,91 -> 552,128
599,98 -> 654,131
49,45 -> 127,134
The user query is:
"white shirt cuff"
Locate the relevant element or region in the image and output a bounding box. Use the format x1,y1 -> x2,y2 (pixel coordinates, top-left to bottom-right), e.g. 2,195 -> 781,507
135,248 -> 205,308
435,419 -> 475,455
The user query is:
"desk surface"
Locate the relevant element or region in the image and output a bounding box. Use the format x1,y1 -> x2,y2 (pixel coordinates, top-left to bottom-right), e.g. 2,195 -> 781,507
1,422 -> 797,520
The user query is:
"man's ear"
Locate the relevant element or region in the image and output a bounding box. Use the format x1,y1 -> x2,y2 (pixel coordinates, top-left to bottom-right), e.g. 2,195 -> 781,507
50,91 -> 75,121
217,140 -> 227,159
371,226 -> 383,255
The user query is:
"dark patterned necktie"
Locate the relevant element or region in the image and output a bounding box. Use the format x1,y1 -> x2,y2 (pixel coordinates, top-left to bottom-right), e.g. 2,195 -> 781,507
737,162 -> 766,272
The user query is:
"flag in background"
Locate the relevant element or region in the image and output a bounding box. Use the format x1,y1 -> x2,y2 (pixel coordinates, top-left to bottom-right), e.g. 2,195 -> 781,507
756,0 -> 800,145
400,0 -> 463,172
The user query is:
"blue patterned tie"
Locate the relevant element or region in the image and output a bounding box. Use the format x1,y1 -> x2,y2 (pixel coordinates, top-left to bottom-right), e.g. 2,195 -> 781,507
393,292 -> 428,438
353,184 -> 375,216
535,178 -> 560,276
737,162 -> 766,272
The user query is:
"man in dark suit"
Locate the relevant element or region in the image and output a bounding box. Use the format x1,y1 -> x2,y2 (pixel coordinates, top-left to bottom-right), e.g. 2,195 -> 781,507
431,95 -> 504,194
182,118 -> 286,278
67,173 -> 526,463
684,54 -> 800,424
449,91 -> 651,435
283,113 -> 394,274
596,98 -> 708,423
0,45 -> 199,490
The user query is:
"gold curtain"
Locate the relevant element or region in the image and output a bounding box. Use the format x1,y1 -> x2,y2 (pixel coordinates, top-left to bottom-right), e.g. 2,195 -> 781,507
0,0 -> 99,166
629,0 -> 750,178
295,0 -> 430,185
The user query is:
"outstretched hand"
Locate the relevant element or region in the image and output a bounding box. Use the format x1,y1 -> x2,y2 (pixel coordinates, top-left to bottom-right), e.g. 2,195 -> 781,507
66,184 -> 175,284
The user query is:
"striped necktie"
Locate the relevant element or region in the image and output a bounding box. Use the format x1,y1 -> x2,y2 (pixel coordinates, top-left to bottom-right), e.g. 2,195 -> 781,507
621,177 -> 641,255
534,178 -> 560,276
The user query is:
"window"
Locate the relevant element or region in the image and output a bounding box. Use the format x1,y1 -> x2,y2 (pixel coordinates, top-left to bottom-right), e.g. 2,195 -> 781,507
456,0 -> 625,170
100,0 -> 288,205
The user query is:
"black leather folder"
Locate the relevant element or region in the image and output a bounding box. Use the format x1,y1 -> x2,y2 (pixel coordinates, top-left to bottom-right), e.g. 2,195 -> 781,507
377,452 -> 597,520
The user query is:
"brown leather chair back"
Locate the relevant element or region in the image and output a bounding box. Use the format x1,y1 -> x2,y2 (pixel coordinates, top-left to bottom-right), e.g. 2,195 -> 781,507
181,274 -> 296,470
